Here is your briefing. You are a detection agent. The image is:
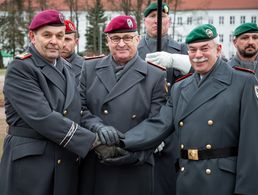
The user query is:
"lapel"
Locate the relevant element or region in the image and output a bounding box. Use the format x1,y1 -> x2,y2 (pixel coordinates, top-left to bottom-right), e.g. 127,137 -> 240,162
103,56 -> 147,103
95,56 -> 117,93
178,59 -> 232,121
63,63 -> 76,109
69,53 -> 83,77
30,46 -> 67,95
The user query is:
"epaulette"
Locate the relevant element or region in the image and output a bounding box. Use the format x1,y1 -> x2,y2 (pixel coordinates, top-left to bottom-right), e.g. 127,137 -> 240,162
147,61 -> 166,71
84,54 -> 105,60
233,66 -> 255,74
15,52 -> 32,60
175,72 -> 193,82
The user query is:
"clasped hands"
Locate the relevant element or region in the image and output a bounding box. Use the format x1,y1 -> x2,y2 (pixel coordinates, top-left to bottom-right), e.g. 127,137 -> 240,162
91,123 -> 143,165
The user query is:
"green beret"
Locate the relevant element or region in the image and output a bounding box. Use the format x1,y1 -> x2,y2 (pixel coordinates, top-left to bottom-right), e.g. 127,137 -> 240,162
144,2 -> 169,17
233,23 -> 258,37
186,24 -> 218,44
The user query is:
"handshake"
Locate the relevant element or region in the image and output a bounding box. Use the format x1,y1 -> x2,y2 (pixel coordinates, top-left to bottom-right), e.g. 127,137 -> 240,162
90,123 -> 151,165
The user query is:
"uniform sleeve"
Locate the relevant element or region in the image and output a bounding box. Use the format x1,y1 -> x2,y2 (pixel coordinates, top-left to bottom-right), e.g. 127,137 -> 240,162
235,76 -> 258,194
4,60 -> 96,158
121,72 -> 173,151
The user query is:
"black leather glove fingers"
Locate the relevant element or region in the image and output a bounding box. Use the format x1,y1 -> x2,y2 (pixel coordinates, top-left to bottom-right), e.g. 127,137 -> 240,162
94,145 -> 117,159
98,126 -> 124,146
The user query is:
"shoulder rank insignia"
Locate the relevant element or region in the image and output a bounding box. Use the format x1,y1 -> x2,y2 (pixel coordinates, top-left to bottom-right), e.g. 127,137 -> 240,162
84,54 -> 105,60
255,85 -> 258,99
175,72 -> 193,83
233,66 -> 255,74
147,61 -> 166,71
15,52 -> 32,60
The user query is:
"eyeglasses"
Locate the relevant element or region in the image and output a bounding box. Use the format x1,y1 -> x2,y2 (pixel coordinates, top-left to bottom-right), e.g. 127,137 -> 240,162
108,35 -> 137,44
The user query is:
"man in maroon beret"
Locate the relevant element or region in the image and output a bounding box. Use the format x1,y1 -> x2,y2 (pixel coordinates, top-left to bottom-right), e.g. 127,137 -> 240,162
79,15 -> 169,195
60,19 -> 83,85
0,9 -> 123,195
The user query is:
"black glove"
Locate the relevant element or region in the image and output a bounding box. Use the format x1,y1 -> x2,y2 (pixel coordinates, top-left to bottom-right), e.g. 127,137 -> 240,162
94,145 -> 117,159
91,123 -> 125,146
102,148 -> 153,166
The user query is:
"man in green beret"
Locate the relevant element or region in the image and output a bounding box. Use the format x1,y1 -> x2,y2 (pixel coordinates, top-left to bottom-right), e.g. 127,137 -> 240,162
122,23 -> 258,195
138,3 -> 190,195
228,22 -> 258,78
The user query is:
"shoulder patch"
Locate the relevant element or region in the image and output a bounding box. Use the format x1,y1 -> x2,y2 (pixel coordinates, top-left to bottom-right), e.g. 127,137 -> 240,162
84,54 -> 105,60
175,73 -> 193,82
233,66 -> 255,74
147,61 -> 166,71
15,52 -> 32,60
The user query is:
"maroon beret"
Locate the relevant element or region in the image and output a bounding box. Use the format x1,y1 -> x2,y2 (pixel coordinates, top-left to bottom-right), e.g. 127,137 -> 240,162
64,19 -> 77,34
104,15 -> 137,33
29,9 -> 65,31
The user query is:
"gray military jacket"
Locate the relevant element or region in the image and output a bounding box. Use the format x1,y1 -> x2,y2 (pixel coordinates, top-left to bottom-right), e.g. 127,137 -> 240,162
124,58 -> 258,195
0,45 -> 95,195
67,52 -> 84,85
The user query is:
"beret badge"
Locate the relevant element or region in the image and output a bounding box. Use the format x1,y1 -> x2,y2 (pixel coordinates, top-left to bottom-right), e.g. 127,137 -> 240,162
206,29 -> 213,38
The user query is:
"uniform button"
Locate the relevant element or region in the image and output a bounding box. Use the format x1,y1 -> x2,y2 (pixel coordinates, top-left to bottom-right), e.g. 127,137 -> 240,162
167,82 -> 171,87
180,144 -> 184,149
206,144 -> 212,149
57,159 -> 62,165
131,114 -> 137,119
80,110 -> 83,115
208,120 -> 214,126
103,110 -> 109,115
76,157 -> 80,162
181,167 -> 185,172
179,121 -> 184,127
63,110 -> 68,116
205,168 -> 211,175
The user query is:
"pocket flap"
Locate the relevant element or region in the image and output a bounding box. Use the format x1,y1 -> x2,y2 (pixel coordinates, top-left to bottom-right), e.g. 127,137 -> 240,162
218,158 -> 236,174
12,141 -> 47,161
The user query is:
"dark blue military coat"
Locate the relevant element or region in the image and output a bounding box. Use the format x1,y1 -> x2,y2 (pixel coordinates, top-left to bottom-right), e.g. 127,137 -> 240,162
66,52 -> 84,85
0,45 -> 96,195
123,58 -> 258,195
138,34 -> 188,195
79,54 -> 167,195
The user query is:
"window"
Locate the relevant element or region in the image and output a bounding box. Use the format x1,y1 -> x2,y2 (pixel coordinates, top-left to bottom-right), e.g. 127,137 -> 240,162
229,34 -> 233,42
208,17 -> 214,24
177,35 -> 182,43
187,17 -> 192,25
197,16 -> 202,24
240,16 -> 245,24
230,16 -> 235,25
219,34 -> 224,43
251,16 -> 257,23
219,16 -> 224,25
177,17 -> 183,25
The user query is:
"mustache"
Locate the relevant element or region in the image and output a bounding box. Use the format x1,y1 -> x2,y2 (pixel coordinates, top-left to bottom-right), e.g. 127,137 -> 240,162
192,57 -> 208,63
245,45 -> 256,50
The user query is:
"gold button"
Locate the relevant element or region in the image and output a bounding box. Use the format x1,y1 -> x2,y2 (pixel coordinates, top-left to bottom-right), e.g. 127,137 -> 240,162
57,159 -> 62,165
103,110 -> 108,115
131,114 -> 137,119
181,167 -> 185,172
205,168 -> 211,175
206,144 -> 212,149
80,110 -> 83,115
179,121 -> 184,127
208,120 -> 214,126
180,144 -> 184,149
63,110 -> 68,116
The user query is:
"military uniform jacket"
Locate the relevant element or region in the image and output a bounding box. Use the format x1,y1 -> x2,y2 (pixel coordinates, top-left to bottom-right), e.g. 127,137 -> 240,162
79,54 -> 167,195
67,52 -> 84,85
228,54 -> 258,78
0,45 -> 96,195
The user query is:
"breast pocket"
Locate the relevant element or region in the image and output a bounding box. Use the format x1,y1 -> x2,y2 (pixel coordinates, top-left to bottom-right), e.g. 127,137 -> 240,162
12,141 -> 47,161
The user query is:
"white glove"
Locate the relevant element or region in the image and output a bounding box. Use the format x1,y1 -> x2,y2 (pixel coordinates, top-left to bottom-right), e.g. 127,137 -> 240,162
145,51 -> 191,75
154,141 -> 165,153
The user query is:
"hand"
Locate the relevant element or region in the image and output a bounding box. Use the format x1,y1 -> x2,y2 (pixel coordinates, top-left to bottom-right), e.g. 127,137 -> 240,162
94,145 -> 117,159
146,52 -> 191,75
91,123 -> 125,146
154,141 -> 165,153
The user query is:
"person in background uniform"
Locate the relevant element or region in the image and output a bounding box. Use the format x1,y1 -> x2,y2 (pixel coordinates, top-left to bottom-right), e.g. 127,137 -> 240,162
138,3 -> 190,195
79,15 -> 168,195
122,23 -> 258,195
61,19 -> 84,85
0,10 -> 123,195
228,22 -> 258,78
138,2 -> 190,87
